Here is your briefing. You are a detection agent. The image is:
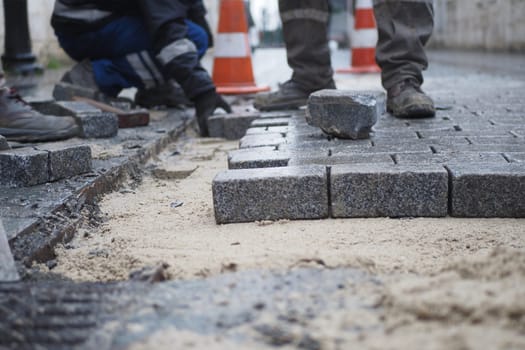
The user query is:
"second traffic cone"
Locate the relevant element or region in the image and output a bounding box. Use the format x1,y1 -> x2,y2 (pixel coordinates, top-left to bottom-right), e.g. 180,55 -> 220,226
212,0 -> 269,95
337,0 -> 380,74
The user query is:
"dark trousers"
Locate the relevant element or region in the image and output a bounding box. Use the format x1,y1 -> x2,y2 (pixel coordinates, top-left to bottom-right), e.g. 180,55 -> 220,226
279,0 -> 434,90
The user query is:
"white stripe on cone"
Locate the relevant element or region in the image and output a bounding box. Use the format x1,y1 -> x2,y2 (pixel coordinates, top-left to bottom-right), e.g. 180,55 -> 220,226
355,0 -> 374,10
351,29 -> 378,48
214,33 -> 250,58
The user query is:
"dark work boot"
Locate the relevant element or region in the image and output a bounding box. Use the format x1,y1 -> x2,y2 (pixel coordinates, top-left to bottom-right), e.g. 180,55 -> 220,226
194,90 -> 232,137
0,88 -> 79,142
387,79 -> 435,118
253,79 -> 336,111
135,81 -> 192,108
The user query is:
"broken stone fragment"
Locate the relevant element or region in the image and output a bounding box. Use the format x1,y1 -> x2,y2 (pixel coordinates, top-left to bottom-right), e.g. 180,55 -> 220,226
306,90 -> 380,139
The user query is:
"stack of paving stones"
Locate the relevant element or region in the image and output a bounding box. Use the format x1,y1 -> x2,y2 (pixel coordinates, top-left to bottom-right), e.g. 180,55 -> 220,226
213,105 -> 525,223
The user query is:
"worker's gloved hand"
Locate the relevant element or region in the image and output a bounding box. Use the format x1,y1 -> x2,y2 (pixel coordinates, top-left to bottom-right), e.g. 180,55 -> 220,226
193,16 -> 214,47
194,90 -> 232,137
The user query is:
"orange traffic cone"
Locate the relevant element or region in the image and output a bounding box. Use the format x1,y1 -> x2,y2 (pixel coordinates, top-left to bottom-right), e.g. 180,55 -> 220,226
212,0 -> 269,95
337,0 -> 380,74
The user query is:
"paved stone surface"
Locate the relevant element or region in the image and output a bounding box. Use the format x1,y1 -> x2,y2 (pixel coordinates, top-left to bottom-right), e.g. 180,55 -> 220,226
215,78 -> 525,219
306,90 -> 380,139
1,108 -> 191,267
448,163 -> 525,217
331,164 -> 449,218
213,166 -> 328,223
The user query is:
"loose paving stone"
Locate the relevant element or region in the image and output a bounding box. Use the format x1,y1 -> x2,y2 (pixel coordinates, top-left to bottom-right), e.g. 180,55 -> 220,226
0,218 -> 19,281
209,112 -> 262,140
331,164 -> 448,218
45,101 -> 119,139
448,163 -> 525,218
34,144 -> 92,181
228,149 -> 291,169
0,148 -> 49,187
213,166 -> 328,223
239,133 -> 287,149
0,136 -> 9,150
306,90 -> 379,139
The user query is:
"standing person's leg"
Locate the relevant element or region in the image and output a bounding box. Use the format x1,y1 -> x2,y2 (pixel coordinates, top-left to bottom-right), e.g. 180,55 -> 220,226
373,0 -> 435,118
254,0 -> 335,111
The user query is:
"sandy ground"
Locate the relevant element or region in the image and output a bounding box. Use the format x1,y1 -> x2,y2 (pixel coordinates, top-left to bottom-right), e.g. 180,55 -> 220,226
45,132 -> 525,349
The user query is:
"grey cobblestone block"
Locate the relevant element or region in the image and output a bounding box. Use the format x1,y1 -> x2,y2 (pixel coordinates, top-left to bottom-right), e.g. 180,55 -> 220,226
418,129 -> 511,139
448,163 -> 525,217
331,164 -> 448,218
0,148 -> 49,187
433,144 -> 525,154
251,118 -> 290,128
245,126 -> 288,136
306,90 -> 379,139
50,101 -> 119,139
330,142 -> 432,155
228,149 -> 290,169
35,144 -> 92,181
239,133 -> 287,149
505,153 -> 525,163
208,115 -> 224,138
0,135 -> 9,150
395,152 -> 508,165
222,112 -> 262,140
289,153 -> 394,167
213,166 -> 328,223
369,130 -> 420,140
260,111 -> 293,119
466,136 -> 525,145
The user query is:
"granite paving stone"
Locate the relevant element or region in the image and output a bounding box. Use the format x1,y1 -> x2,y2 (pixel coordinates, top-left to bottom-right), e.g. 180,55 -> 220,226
213,166 -> 328,223
245,126 -> 288,136
228,149 -> 291,169
330,143 -> 433,155
288,153 -> 394,167
35,144 -> 92,181
448,163 -> 525,217
394,152 -> 508,165
239,133 -> 287,149
222,112 -> 262,140
0,148 -> 49,187
251,118 -> 290,128
433,144 -> 525,153
331,164 -> 449,218
306,90 -> 379,139
504,153 -> 525,163
466,136 -> 525,145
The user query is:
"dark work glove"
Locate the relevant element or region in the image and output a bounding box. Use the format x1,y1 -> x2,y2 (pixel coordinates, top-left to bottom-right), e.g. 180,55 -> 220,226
192,16 -> 214,48
194,90 -> 232,137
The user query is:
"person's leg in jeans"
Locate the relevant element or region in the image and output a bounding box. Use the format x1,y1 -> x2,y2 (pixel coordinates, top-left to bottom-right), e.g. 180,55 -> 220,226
254,0 -> 336,111
373,0 -> 435,118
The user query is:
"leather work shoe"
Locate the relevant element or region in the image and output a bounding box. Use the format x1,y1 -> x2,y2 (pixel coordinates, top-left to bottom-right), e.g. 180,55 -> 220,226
0,88 -> 79,142
194,90 -> 232,137
387,79 -> 435,118
253,79 -> 336,111
135,81 -> 192,108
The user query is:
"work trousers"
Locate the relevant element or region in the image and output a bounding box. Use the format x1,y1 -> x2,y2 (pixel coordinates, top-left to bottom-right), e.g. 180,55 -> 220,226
279,0 -> 434,90
56,16 -> 209,97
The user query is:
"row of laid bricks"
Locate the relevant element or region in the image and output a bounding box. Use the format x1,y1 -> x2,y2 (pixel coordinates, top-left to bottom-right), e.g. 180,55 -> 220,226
213,161 -> 525,223
212,109 -> 525,223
